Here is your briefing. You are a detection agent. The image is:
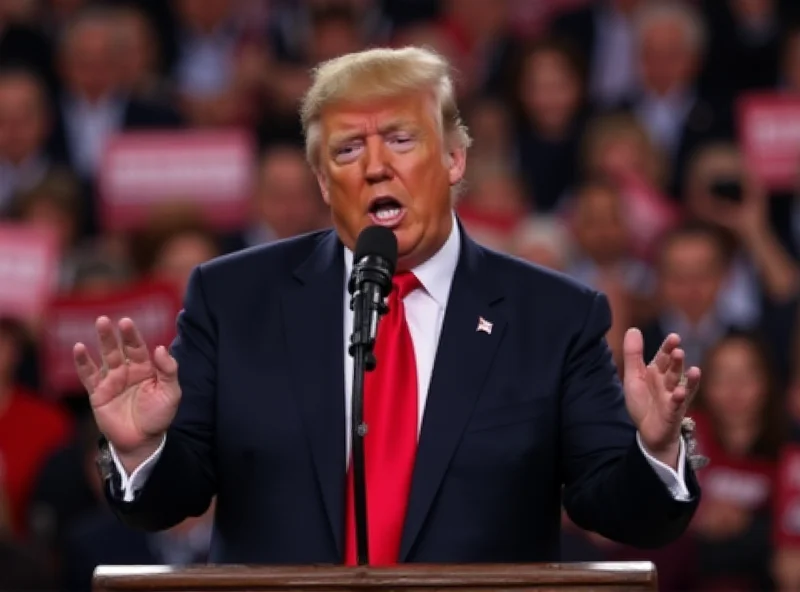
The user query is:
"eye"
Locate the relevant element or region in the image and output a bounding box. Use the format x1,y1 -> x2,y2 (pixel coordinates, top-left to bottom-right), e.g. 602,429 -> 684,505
333,142 -> 363,163
387,133 -> 415,151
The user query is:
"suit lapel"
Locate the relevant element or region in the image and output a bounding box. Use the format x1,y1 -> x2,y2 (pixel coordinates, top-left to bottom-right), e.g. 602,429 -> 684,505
281,230 -> 347,558
400,235 -> 507,560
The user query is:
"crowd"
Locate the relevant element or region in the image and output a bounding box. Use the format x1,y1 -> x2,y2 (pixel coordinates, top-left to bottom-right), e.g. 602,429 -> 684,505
2,0 -> 800,589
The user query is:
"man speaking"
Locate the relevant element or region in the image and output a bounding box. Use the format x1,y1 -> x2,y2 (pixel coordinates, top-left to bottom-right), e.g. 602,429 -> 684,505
73,46 -> 701,565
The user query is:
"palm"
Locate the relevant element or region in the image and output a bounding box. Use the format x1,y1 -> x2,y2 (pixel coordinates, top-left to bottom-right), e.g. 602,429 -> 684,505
74,316 -> 180,455
622,329 -> 701,456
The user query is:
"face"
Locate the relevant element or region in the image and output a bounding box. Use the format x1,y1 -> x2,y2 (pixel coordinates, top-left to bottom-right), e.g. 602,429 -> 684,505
316,92 -> 466,270
703,339 -> 766,427
0,77 -> 48,164
61,23 -> 120,101
659,234 -> 725,323
572,185 -> 628,265
258,150 -> 326,239
520,50 -> 581,136
639,18 -> 698,96
593,133 -> 650,181
154,233 -> 217,296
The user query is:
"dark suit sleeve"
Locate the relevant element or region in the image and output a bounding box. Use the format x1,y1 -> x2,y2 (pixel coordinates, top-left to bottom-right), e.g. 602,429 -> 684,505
106,267 -> 217,530
560,292 -> 700,548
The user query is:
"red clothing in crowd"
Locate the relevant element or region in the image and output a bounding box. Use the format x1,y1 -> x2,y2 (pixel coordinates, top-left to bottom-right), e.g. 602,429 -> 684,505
0,387 -> 72,537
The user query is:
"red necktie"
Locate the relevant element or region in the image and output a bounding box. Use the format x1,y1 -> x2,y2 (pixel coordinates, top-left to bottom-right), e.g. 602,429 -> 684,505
344,271 -> 421,565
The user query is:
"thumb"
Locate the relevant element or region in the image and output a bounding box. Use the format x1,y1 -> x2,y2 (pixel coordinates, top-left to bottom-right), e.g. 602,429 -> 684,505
153,346 -> 179,386
622,327 -> 645,376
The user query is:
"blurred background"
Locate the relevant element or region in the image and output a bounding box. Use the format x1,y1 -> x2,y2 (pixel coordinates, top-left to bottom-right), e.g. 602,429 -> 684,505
4,0 -> 800,589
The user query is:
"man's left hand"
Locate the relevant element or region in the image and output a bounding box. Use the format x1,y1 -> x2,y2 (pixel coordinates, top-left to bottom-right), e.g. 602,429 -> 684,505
622,329 -> 702,470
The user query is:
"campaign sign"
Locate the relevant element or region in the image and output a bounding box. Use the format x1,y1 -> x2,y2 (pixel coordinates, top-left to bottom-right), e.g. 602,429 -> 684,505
41,280 -> 181,396
0,223 -> 59,320
738,94 -> 800,191
98,129 -> 255,232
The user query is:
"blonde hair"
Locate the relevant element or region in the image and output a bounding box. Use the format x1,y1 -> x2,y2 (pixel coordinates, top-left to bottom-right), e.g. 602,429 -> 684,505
299,46 -> 472,169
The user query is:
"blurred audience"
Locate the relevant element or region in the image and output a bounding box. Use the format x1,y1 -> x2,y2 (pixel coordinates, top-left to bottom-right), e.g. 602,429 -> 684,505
0,0 -> 798,589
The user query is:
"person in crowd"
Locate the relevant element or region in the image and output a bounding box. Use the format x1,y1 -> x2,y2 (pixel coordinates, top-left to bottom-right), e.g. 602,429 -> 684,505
579,113 -> 679,260
226,145 -> 329,252
48,7 -> 182,183
130,204 -> 221,299
566,179 -> 656,321
509,37 -> 590,212
456,160 -> 529,251
688,331 -> 785,590
640,222 -> 734,367
626,1 -> 732,198
0,316 -> 72,539
552,0 -> 644,108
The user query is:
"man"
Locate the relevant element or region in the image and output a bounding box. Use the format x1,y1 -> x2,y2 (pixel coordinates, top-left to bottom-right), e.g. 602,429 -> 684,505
74,46 -> 701,564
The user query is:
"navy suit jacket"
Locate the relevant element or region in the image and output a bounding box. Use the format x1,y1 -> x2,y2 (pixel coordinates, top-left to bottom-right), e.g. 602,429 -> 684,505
108,227 -> 700,563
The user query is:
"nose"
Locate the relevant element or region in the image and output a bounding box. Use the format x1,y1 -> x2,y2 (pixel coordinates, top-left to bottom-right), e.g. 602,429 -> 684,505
363,135 -> 392,184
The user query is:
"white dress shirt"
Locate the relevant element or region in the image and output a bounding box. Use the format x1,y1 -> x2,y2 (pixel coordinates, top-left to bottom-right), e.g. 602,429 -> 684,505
112,217 -> 691,502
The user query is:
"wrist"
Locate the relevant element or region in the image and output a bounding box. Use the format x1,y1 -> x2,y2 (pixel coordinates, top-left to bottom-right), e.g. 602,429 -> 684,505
644,436 -> 681,470
112,435 -> 164,474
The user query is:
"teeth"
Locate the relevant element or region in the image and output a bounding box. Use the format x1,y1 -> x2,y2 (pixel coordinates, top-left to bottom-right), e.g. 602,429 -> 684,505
375,207 -> 401,220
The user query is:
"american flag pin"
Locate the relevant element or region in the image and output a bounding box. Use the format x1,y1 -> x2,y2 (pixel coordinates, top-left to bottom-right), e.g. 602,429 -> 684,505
476,316 -> 493,334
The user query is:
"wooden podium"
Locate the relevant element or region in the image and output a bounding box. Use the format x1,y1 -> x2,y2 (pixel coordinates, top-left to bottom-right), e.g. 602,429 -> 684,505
92,562 -> 657,591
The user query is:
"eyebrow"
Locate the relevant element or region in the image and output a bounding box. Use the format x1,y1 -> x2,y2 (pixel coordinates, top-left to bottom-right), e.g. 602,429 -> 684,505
328,120 -> 418,147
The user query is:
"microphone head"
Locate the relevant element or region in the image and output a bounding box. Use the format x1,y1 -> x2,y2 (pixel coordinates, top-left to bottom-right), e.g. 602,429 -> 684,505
354,226 -> 398,274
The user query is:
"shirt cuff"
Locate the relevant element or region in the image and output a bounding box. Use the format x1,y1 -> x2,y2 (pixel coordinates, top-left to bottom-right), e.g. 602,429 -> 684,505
109,436 -> 166,502
636,432 -> 691,501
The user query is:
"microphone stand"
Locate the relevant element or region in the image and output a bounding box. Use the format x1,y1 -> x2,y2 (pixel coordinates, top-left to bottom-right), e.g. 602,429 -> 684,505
348,268 -> 389,566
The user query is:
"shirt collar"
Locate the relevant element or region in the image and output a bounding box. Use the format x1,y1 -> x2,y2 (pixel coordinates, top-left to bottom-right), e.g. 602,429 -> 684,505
343,213 -> 461,307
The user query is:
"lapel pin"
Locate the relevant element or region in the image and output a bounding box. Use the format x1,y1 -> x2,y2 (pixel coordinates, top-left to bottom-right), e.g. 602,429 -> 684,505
476,316 -> 493,335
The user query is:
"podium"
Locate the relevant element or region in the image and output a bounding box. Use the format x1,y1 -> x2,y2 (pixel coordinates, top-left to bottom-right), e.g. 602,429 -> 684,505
93,562 -> 657,591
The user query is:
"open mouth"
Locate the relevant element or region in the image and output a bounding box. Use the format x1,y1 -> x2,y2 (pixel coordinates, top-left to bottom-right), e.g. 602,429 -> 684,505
367,196 -> 406,228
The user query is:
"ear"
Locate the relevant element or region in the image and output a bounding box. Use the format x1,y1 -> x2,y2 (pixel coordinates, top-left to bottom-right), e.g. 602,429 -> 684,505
447,147 -> 467,187
315,169 -> 331,205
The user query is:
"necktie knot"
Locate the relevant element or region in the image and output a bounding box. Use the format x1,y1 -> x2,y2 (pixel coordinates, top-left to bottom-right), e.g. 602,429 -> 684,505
393,272 -> 421,300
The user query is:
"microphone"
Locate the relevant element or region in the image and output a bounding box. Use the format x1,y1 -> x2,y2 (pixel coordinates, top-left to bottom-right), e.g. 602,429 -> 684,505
347,225 -> 397,566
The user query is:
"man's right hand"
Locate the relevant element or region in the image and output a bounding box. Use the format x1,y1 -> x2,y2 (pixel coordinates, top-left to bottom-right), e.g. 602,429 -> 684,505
73,316 -> 181,474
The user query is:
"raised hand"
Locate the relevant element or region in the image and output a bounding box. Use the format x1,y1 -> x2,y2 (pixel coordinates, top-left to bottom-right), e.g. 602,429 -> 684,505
73,316 -> 181,472
622,329 -> 702,470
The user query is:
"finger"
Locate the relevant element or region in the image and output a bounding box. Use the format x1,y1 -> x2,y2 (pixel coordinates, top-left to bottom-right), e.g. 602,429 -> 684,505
652,333 -> 681,373
73,342 -> 101,394
96,316 -> 125,370
153,345 -> 179,386
663,347 -> 685,392
683,366 -> 702,402
622,328 -> 646,374
118,317 -> 151,365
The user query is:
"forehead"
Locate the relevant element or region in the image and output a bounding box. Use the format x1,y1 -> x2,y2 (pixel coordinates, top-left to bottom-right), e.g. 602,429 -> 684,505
319,92 -> 439,139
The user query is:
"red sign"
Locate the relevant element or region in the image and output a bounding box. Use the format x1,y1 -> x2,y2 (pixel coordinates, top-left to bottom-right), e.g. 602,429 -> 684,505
40,281 -> 181,397
0,223 -> 59,320
738,94 -> 800,190
774,445 -> 800,546
98,129 -> 255,232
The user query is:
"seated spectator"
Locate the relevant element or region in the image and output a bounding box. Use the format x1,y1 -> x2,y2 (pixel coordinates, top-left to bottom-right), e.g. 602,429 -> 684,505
688,331 -> 785,590
0,316 -> 72,539
510,215 -> 574,272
